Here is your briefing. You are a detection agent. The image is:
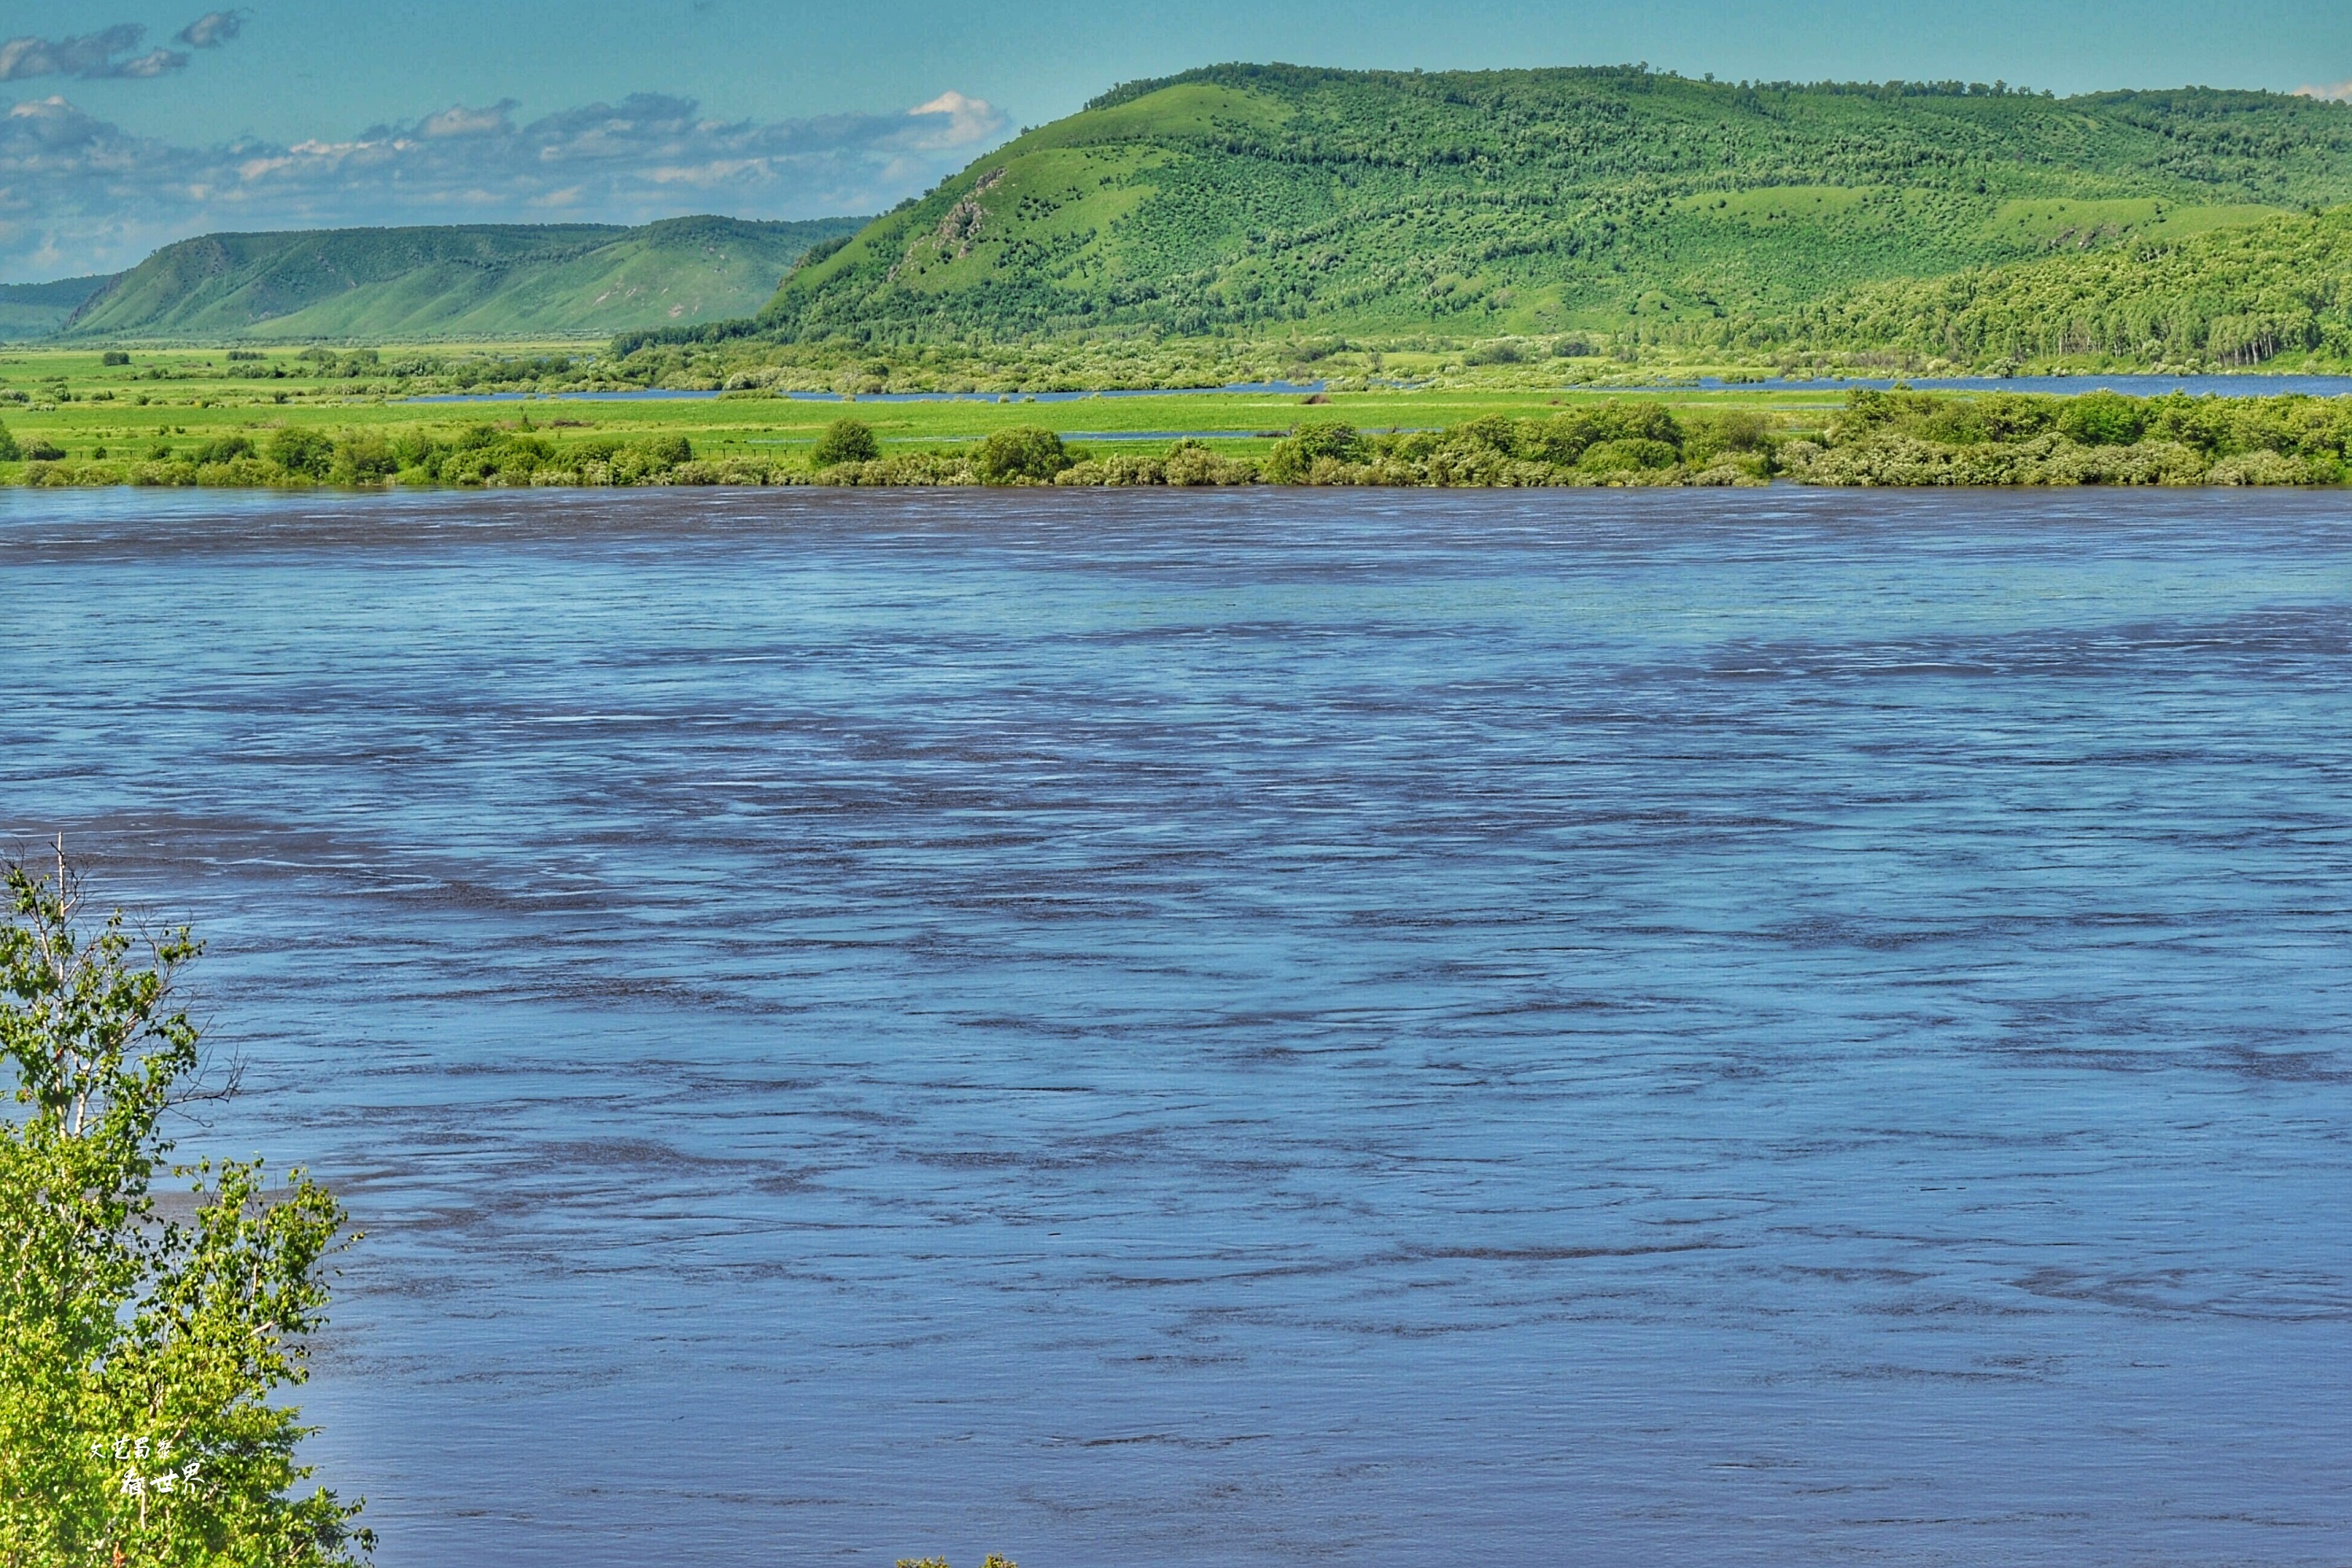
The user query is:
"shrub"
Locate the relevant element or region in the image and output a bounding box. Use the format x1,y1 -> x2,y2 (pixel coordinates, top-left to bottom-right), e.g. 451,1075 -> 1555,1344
24,439 -> 65,462
267,427 -> 336,478
1264,419 -> 1369,482
975,426 -> 1071,485
2056,390 -> 2148,447
637,434 -> 693,467
1164,440 -> 1256,486
1580,437 -> 1682,473
2208,450 -> 2310,485
329,433 -> 398,485
0,423 -> 18,463
100,350 -> 129,367
194,435 -> 257,466
811,418 -> 880,466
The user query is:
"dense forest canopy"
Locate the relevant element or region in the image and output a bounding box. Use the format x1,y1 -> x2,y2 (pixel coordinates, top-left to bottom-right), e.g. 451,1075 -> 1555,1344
1734,207 -> 2352,369
737,64 -> 2352,347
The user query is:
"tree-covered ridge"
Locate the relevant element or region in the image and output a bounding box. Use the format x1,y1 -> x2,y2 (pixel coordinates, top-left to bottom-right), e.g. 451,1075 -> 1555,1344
1726,207 -> 2352,370
753,65 -> 2352,344
56,216 -> 866,343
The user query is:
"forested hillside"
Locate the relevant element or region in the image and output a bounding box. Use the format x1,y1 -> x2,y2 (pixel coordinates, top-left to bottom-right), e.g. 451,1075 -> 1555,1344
60,216 -> 864,342
746,64 -> 2352,345
1725,206 -> 2352,370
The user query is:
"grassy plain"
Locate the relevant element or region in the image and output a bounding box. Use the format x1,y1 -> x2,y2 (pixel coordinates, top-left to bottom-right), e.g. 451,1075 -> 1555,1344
0,342 -> 1847,474
9,343 -> 2352,489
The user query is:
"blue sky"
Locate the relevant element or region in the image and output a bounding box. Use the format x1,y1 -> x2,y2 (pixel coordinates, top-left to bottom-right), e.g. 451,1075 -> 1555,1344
4,1 -> 2352,281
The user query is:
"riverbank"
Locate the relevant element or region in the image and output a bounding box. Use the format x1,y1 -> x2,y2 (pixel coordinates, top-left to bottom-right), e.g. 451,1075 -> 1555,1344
7,385 -> 2352,490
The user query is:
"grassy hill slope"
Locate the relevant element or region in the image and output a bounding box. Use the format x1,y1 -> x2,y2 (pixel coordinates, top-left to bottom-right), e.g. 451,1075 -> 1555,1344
63,216 -> 866,342
753,64 -> 2352,343
0,275 -> 121,341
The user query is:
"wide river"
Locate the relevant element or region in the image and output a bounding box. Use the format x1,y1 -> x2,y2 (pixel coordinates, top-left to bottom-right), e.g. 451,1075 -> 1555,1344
3,488 -> 2347,1567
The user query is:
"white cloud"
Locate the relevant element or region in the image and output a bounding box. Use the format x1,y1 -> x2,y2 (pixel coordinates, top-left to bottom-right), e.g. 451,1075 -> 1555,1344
0,89 -> 1009,281
2295,80 -> 2352,102
909,91 -> 1004,148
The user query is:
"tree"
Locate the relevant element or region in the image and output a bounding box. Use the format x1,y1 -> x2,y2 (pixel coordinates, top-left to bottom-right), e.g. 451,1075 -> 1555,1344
0,423 -> 20,464
1263,419 -> 1367,482
811,418 -> 880,467
0,851 -> 369,1567
974,426 -> 1070,485
264,428 -> 335,480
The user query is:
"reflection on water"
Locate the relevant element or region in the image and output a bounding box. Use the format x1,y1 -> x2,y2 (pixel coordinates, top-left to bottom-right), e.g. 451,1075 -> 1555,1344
2,487 -> 2347,1567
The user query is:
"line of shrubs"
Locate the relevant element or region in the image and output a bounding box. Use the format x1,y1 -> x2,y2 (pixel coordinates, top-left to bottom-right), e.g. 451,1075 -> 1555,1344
8,390 -> 2351,492
811,405 -> 1776,488
0,423 -> 746,490
1778,388 -> 2352,485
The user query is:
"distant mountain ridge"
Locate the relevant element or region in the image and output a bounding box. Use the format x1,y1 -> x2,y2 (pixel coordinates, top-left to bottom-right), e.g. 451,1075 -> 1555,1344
0,274 -> 121,339
745,64 -> 2352,345
48,215 -> 866,342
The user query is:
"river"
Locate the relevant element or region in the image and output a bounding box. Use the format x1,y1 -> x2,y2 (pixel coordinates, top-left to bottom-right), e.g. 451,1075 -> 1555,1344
2,486 -> 2347,1566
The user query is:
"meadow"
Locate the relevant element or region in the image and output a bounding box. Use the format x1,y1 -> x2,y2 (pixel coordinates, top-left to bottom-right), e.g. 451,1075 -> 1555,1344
7,343 -> 2352,488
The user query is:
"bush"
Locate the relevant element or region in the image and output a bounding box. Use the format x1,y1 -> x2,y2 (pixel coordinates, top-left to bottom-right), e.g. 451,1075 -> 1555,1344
0,423 -> 18,463
811,418 -> 880,466
194,435 -> 256,466
100,350 -> 129,367
1163,440 -> 1257,486
2056,390 -> 2147,447
24,439 -> 65,462
329,433 -> 398,485
1264,419 -> 1369,482
637,434 -> 693,467
267,427 -> 336,479
1580,437 -> 1681,473
974,426 -> 1071,485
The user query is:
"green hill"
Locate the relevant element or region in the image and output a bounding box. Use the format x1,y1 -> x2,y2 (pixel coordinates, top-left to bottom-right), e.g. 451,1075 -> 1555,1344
750,64 -> 2352,345
1733,205 -> 2352,370
0,275 -> 121,341
60,215 -> 865,342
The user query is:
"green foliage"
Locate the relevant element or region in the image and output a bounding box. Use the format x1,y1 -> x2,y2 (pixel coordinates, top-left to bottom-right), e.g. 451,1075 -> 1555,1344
748,65 -> 2352,347
54,216 -> 867,343
0,423 -> 19,463
1738,206 -> 2352,368
811,418 -> 881,466
1264,419 -> 1370,481
0,856 -> 368,1566
265,427 -> 336,479
192,436 -> 255,466
1784,384 -> 2352,484
2056,390 -> 2149,445
97,352 -> 129,368
973,426 -> 1072,484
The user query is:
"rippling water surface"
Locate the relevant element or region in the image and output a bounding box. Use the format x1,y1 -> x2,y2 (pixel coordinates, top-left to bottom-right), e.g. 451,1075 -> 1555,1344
3,488 -> 2347,1567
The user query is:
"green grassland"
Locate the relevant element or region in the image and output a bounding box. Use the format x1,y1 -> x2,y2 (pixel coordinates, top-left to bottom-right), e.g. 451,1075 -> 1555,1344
733,65 -> 2352,348
45,216 -> 866,343
4,343 -> 2350,489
